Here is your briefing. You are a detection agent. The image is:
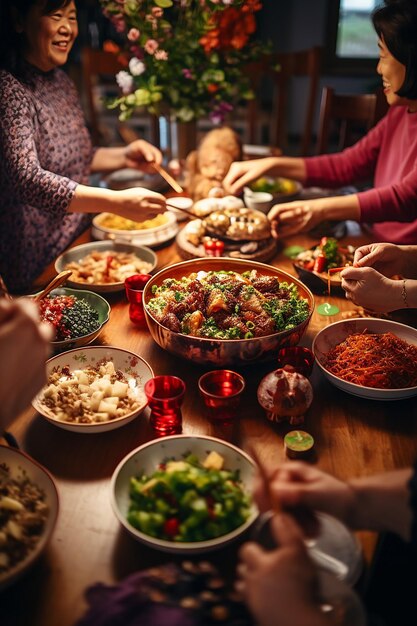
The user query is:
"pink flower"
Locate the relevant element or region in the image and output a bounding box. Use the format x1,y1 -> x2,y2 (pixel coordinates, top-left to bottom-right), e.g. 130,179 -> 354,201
182,68 -> 193,79
127,28 -> 140,42
144,39 -> 159,54
154,49 -> 168,61
151,7 -> 163,18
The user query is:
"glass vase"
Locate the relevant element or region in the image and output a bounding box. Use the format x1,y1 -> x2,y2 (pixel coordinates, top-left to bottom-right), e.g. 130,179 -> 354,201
158,115 -> 197,162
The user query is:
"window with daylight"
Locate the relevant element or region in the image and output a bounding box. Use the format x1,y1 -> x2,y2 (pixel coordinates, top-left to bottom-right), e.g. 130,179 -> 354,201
326,0 -> 380,74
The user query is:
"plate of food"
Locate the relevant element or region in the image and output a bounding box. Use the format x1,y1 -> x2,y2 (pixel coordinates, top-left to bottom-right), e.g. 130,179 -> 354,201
312,318 -> 417,400
32,346 -> 154,432
55,241 -> 157,293
0,446 -> 59,590
91,211 -> 179,248
36,287 -> 110,352
248,176 -> 302,203
293,237 -> 355,295
111,435 -> 258,553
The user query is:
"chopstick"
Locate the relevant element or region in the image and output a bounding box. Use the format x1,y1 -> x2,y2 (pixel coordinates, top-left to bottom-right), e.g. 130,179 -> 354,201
0,273 -> 12,300
151,162 -> 184,194
166,202 -> 199,220
249,445 -> 281,513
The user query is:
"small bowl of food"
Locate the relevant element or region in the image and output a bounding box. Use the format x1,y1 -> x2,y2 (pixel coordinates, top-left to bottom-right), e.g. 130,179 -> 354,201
0,446 -> 59,590
243,188 -> 274,214
111,434 -> 258,553
55,241 -> 157,293
36,287 -> 110,352
293,237 -> 355,295
249,176 -> 302,203
143,257 -> 314,367
312,318 -> 417,400
32,346 -> 154,432
92,211 -> 179,248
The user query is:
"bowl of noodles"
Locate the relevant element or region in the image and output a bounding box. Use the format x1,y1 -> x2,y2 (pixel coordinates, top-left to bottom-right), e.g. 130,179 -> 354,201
312,318 -> 417,400
92,212 -> 179,248
142,257 -> 314,367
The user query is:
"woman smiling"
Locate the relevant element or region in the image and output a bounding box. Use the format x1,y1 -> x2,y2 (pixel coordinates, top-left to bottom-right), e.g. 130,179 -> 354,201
0,0 -> 165,293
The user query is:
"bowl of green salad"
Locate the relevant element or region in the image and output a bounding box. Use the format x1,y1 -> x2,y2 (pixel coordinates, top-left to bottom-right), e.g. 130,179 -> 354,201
111,435 -> 258,553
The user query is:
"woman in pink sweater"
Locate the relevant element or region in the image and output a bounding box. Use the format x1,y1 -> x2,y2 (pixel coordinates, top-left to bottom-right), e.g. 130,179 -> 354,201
223,0 -> 417,245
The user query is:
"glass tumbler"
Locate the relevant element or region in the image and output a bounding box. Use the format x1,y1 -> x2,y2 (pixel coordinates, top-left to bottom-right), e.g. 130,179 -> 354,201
277,346 -> 315,378
124,274 -> 152,328
144,375 -> 186,436
198,369 -> 245,421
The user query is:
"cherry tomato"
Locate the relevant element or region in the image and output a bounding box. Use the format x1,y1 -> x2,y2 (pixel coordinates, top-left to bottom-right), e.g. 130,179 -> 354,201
163,517 -> 180,537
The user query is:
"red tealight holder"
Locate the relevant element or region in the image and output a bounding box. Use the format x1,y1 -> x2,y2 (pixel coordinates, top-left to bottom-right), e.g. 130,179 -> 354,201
203,238 -> 225,257
144,375 -> 186,436
277,346 -> 315,378
198,369 -> 245,421
124,274 -> 152,328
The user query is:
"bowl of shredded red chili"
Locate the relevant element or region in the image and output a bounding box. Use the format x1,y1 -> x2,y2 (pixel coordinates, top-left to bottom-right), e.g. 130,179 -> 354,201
312,318 -> 417,400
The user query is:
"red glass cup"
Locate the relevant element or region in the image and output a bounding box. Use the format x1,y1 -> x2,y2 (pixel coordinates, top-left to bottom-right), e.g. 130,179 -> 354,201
144,375 -> 186,436
124,274 -> 152,328
277,346 -> 315,378
198,369 -> 245,421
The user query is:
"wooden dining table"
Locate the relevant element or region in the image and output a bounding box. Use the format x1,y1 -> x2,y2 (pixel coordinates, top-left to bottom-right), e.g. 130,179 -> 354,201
3,217 -> 417,626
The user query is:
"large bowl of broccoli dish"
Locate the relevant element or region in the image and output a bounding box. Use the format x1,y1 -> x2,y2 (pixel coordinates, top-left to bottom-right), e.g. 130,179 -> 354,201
143,257 -> 314,366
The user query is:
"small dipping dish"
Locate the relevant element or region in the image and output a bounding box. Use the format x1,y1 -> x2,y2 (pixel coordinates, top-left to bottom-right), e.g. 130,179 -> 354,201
243,188 -> 274,214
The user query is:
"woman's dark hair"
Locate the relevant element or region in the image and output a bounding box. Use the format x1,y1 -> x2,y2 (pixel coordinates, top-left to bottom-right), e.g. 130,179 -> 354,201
372,0 -> 417,99
0,0 -> 74,74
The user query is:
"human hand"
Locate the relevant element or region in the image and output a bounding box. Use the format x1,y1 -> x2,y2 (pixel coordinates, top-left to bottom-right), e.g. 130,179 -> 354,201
341,266 -> 403,312
253,462 -> 356,528
236,513 -> 326,626
223,157 -> 277,195
114,187 -> 166,221
268,199 -> 324,238
353,242 -> 406,277
124,139 -> 163,173
0,298 -> 52,431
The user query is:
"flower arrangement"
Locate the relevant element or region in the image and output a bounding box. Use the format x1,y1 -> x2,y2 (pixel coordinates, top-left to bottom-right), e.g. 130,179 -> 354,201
99,0 -> 267,124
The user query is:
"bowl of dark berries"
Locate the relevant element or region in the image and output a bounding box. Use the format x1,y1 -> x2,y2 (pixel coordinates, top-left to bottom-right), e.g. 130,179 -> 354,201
36,287 -> 110,352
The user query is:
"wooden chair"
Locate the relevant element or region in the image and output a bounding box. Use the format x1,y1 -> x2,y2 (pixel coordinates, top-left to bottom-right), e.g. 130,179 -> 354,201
316,86 -> 389,154
243,46 -> 322,155
81,47 -> 159,146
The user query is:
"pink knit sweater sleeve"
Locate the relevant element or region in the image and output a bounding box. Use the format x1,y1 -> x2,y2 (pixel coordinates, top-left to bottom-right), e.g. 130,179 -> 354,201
304,108 -> 417,224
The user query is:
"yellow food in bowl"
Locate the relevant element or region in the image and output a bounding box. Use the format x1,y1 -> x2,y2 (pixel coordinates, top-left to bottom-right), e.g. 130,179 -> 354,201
99,213 -> 169,231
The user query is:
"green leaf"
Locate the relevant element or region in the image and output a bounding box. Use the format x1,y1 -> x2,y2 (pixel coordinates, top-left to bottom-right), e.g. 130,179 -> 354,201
154,0 -> 173,7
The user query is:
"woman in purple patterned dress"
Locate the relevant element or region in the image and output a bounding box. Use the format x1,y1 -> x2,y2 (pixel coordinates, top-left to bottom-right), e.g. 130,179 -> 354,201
0,0 -> 166,292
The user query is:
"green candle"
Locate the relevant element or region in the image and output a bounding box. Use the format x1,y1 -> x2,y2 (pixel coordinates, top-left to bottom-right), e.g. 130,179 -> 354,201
317,302 -> 340,316
284,430 -> 314,459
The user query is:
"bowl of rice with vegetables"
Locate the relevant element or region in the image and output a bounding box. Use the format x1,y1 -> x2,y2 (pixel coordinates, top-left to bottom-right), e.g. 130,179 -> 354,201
111,435 -> 258,553
0,446 -> 58,590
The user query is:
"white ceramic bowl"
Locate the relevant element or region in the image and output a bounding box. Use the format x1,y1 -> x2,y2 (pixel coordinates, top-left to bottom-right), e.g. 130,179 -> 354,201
92,211 -> 179,248
0,446 -> 59,590
32,346 -> 154,432
243,188 -> 274,214
313,318 -> 417,400
111,435 -> 258,553
55,241 -> 157,293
